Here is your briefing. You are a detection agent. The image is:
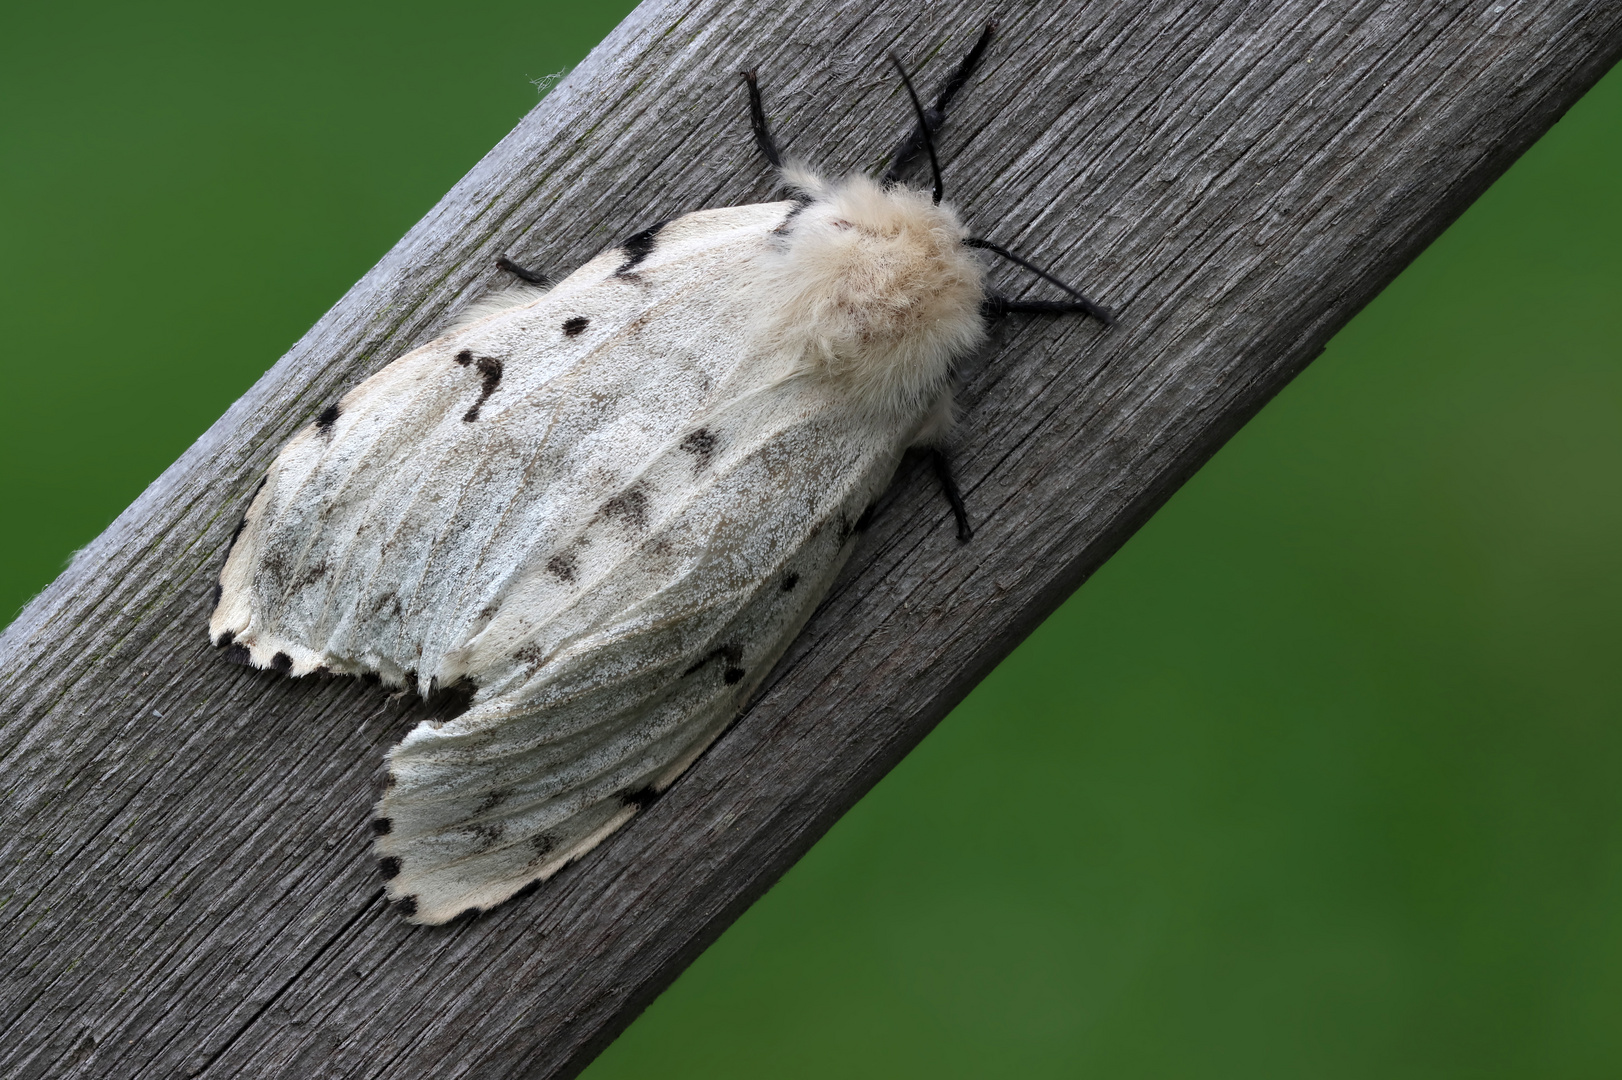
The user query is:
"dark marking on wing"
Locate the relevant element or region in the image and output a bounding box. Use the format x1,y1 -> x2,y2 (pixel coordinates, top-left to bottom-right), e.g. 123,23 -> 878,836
378,857 -> 402,880
476,788 -> 512,815
684,642 -> 744,678
271,652 -> 293,674
620,785 -> 660,810
724,666 -> 747,685
471,822 -> 505,849
531,833 -> 556,857
680,428 -> 717,469
211,582 -> 223,608
600,484 -> 650,530
562,316 -> 590,336
781,573 -> 799,592
395,896 -> 418,918
837,513 -> 854,543
383,768 -> 396,786
463,356 -> 504,422
615,220 -> 667,276
371,591 -> 404,619
455,349 -> 473,367
315,403 -> 341,432
371,818 -> 392,835
223,643 -> 251,666
514,879 -> 543,900
363,672 -> 383,687
546,552 -> 577,583
214,629 -> 235,649
298,560 -> 329,589
454,906 -> 483,923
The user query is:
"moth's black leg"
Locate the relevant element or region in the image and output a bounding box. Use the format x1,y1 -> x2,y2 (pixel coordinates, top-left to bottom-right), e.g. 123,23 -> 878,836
883,20 -> 998,186
740,70 -> 783,169
495,255 -> 553,288
931,448 -> 974,543
982,294 -> 1117,325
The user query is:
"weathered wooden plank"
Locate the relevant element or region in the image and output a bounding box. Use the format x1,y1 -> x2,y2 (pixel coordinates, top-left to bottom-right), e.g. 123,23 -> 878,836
1,0 -> 1616,1077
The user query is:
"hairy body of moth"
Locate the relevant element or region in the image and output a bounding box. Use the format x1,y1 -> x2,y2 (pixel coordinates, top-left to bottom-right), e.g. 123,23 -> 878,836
211,181 -> 987,923
211,22 -> 1113,924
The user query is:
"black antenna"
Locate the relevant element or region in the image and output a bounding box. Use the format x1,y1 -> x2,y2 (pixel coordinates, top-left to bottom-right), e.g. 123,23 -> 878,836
966,237 -> 1116,325
740,69 -> 782,168
884,20 -> 998,187
887,53 -> 944,204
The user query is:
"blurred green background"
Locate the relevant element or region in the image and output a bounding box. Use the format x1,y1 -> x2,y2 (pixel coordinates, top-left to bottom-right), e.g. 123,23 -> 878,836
3,3 -> 1618,1076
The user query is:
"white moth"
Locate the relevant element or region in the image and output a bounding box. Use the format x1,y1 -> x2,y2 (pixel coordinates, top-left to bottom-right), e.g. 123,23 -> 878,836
209,25 -> 1112,924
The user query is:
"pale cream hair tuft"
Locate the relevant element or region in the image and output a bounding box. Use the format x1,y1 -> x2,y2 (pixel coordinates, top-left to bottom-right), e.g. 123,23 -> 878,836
752,168 -> 987,422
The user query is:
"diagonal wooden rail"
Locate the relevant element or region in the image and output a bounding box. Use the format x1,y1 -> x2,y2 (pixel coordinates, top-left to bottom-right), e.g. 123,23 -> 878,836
2,1 -> 1617,1076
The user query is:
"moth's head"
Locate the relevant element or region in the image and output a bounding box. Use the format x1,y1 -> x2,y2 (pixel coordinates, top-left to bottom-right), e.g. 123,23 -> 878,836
758,168 -> 987,419
749,46 -> 1112,422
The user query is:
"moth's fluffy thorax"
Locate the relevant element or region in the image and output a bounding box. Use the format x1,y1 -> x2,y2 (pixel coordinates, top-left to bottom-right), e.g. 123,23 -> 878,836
755,170 -> 987,420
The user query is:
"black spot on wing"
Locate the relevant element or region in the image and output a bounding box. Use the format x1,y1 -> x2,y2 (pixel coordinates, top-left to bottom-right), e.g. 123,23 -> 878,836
211,582 -> 223,608
395,895 -> 418,918
680,428 -> 717,469
600,484 -> 650,530
222,643 -> 251,667
615,220 -> 667,276
724,666 -> 747,685
529,833 -> 557,866
562,316 -> 589,336
453,906 -> 483,923
454,349 -> 473,366
685,642 -> 744,679
214,629 -> 234,649
781,573 -> 799,592
370,817 -> 392,835
546,552 -> 577,583
620,785 -> 660,810
476,788 -> 512,815
378,857 -> 401,880
315,403 -> 340,432
514,879 -> 543,900
271,652 -> 293,674
463,356 -> 504,422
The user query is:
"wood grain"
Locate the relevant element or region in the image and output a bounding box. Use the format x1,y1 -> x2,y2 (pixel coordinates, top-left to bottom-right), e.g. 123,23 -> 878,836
2,1 -> 1617,1076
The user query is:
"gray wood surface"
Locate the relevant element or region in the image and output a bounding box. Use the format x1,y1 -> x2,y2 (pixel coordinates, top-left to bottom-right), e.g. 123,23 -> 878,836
2,0 -> 1617,1076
